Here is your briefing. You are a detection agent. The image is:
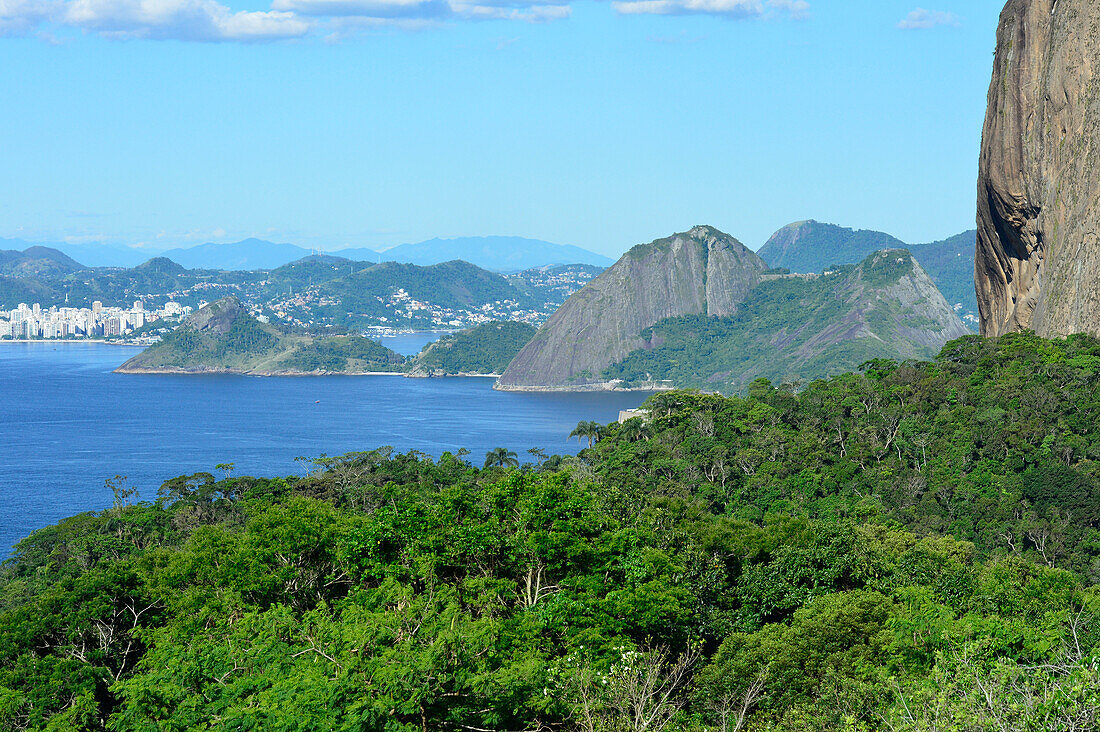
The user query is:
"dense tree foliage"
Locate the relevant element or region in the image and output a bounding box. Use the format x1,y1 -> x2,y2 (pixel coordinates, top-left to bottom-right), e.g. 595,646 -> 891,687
414,321 -> 536,375
3,332 -> 1100,730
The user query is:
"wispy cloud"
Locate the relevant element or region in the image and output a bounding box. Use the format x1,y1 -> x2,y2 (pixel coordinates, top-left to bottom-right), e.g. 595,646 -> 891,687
1,0 -> 804,42
897,7 -> 958,29
0,0 -> 59,36
272,0 -> 451,20
613,0 -> 806,19
66,0 -> 311,40
2,0 -> 310,41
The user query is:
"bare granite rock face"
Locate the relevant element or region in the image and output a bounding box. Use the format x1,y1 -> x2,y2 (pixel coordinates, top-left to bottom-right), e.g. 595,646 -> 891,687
977,0 -> 1100,336
184,296 -> 244,335
496,226 -> 766,390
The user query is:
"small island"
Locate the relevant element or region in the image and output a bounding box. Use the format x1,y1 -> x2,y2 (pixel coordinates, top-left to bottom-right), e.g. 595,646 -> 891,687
116,297 -> 406,375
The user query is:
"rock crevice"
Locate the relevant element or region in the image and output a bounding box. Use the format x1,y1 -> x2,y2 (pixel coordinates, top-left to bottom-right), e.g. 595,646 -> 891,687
977,0 -> 1100,336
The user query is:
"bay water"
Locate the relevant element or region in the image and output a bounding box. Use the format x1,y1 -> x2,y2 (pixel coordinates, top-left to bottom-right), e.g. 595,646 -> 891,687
0,341 -> 649,554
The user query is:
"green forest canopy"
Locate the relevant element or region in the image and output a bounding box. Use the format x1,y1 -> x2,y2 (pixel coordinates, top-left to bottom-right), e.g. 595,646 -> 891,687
2,331 -> 1100,730
414,321 -> 536,374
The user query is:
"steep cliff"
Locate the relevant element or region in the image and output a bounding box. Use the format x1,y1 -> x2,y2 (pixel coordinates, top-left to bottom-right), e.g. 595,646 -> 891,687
977,0 -> 1100,336
496,226 -> 767,390
605,250 -> 971,393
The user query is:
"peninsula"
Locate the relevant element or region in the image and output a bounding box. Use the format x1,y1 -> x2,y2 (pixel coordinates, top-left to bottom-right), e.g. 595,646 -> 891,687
115,296 -> 405,375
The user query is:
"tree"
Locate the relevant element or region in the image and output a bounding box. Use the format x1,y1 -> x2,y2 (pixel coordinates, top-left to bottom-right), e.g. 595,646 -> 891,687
563,646 -> 698,732
620,418 -> 648,443
484,447 -> 519,468
527,447 -> 548,466
106,475 -> 137,513
570,420 -> 603,449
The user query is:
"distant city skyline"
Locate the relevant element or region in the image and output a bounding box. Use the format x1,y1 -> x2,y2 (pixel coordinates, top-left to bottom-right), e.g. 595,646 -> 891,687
2,1 -> 1004,258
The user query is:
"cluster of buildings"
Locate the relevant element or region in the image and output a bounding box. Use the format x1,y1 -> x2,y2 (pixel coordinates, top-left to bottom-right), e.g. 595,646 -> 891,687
378,289 -> 546,328
0,300 -> 192,340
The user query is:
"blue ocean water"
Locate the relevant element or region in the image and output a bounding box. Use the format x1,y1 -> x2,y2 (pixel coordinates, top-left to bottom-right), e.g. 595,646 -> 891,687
0,342 -> 649,554
376,330 -> 453,356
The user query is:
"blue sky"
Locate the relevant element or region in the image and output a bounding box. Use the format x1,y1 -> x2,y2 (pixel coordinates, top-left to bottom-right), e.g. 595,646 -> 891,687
0,1 -> 1005,257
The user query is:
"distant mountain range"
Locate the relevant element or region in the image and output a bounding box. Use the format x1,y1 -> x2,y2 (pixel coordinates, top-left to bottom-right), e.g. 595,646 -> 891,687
757,221 -> 978,327
159,239 -> 320,271
372,237 -> 614,271
5,235 -> 614,273
0,244 -> 601,333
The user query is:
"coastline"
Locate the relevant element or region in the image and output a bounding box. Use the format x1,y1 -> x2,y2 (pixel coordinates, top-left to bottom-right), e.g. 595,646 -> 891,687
114,366 -> 502,378
1,339 -> 143,346
114,366 -> 407,377
430,372 -> 500,378
493,381 -> 673,393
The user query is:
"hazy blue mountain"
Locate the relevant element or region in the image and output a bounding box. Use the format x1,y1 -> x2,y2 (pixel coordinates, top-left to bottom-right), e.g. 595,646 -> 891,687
325,248 -> 381,264
3,234 -> 612,273
161,238 -> 314,271
369,236 -> 614,271
0,245 -> 85,277
756,221 -> 906,273
47,241 -> 156,268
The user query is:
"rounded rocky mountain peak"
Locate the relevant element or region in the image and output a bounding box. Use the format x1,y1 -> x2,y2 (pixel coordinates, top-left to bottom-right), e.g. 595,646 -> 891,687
186,296 -> 245,334
687,225 -> 755,255
497,226 -> 767,390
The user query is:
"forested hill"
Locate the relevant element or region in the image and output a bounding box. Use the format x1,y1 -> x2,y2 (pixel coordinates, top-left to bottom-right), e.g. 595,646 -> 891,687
116,297 -> 405,375
411,320 -> 536,375
604,249 -> 969,393
0,253 -> 596,331
3,331 -> 1100,730
757,221 -> 979,327
757,220 -> 905,272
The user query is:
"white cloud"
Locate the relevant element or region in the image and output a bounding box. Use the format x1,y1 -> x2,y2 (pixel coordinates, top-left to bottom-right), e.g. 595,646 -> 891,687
272,0 -> 451,20
0,0 -> 58,35
63,0 -> 310,40
612,0 -> 806,18
0,0 -> 804,42
280,0 -> 570,22
453,1 -> 569,21
897,7 -> 958,29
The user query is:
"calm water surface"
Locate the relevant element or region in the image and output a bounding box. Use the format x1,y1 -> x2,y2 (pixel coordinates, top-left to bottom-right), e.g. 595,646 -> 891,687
0,342 -> 649,553
375,330 -> 451,356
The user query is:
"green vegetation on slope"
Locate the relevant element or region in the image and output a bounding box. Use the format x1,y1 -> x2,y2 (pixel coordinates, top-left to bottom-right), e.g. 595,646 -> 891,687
605,252 -> 963,392
413,320 -> 536,374
118,297 -> 405,374
2,331 -> 1100,730
909,230 -> 979,323
0,254 -> 538,328
314,260 -> 534,322
758,223 -> 980,330
0,246 -> 84,278
757,220 -> 906,273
